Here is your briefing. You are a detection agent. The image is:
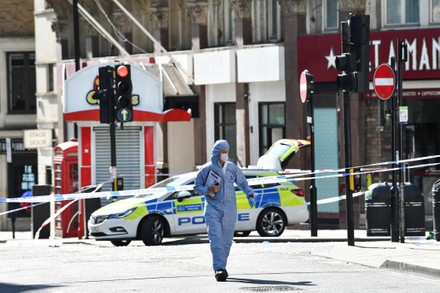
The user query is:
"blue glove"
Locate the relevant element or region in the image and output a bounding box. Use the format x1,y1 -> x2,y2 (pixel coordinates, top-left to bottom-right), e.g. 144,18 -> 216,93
248,194 -> 256,208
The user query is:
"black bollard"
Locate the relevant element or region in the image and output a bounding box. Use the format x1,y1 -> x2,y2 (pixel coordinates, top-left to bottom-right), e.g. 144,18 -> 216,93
432,179 -> 440,241
31,185 -> 52,239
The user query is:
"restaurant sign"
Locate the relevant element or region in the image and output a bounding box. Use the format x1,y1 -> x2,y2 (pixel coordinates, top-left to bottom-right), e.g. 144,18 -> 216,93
298,28 -> 440,82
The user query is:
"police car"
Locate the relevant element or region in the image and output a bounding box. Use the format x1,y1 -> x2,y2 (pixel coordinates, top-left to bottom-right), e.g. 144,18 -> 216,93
88,169 -> 309,246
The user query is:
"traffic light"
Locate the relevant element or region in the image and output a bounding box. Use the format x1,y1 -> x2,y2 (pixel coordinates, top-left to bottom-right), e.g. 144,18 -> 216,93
336,53 -> 358,92
93,66 -> 114,124
114,64 -> 133,122
350,14 -> 370,93
335,20 -> 357,92
335,14 -> 370,93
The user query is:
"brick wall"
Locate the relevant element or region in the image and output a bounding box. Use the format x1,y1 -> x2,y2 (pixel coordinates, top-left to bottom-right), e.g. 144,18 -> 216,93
0,0 -> 34,36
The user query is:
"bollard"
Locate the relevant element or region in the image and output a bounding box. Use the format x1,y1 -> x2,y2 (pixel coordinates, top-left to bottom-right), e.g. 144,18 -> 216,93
81,185 -> 102,239
432,179 -> 440,241
31,185 -> 52,239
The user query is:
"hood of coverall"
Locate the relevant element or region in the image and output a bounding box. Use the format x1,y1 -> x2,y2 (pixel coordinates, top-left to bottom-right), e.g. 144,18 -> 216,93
211,140 -> 229,173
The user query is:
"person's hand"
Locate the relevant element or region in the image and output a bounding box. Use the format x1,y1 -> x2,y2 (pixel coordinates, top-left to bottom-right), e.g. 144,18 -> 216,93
208,182 -> 220,194
248,194 -> 256,208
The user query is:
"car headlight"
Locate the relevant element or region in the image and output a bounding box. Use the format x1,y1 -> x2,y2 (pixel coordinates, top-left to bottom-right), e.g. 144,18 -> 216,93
91,215 -> 108,224
108,207 -> 137,219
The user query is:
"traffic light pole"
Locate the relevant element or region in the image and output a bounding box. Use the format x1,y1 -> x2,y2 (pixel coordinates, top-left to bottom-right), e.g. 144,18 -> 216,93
390,57 -> 400,242
110,122 -> 117,173
72,0 -> 80,140
308,94 -> 318,237
344,90 -> 355,246
397,39 -> 407,243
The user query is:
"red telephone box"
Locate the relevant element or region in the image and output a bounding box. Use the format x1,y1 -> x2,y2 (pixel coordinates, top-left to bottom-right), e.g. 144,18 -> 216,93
53,139 -> 79,238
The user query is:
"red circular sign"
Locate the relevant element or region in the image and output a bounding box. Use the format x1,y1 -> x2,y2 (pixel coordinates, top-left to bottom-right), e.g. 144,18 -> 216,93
300,70 -> 309,103
373,64 -> 395,100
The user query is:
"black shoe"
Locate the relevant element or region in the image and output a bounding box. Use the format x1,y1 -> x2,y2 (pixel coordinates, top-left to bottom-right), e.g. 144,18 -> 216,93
215,269 -> 227,282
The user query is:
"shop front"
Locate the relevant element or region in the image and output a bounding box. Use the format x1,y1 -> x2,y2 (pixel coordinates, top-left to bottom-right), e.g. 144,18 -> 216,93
63,62 -> 192,238
298,28 -> 440,224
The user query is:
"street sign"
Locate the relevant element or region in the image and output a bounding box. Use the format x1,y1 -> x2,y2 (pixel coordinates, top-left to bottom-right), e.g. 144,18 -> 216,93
300,70 -> 313,103
117,108 -> 132,122
373,63 -> 395,100
24,129 -> 53,149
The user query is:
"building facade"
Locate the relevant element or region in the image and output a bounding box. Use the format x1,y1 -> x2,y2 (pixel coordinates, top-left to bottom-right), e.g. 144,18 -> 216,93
1,0 -> 440,231
0,0 -> 38,230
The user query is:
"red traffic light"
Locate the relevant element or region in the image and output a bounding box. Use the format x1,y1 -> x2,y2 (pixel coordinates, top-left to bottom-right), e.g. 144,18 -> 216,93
116,65 -> 129,78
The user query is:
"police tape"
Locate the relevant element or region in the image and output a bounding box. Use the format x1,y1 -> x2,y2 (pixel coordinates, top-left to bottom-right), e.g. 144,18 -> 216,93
112,154 -> 440,180
34,198 -> 79,239
0,202 -> 46,216
0,157 -> 439,205
282,153 -> 440,180
33,185 -> 102,239
288,161 -> 440,183
307,191 -> 364,206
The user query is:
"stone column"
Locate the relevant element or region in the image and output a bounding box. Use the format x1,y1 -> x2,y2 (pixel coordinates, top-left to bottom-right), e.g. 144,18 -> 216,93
188,1 -> 208,165
150,2 -> 170,54
280,0 -> 306,170
112,6 -> 133,55
150,2 -> 170,174
188,0 -> 208,50
231,0 -> 252,167
231,0 -> 252,47
50,8 -> 69,143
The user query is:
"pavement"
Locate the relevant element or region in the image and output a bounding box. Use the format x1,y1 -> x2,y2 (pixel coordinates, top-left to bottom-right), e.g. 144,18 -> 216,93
1,228 -> 440,279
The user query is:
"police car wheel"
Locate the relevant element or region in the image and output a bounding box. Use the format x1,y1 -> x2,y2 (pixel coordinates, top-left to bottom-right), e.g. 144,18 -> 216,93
141,215 -> 165,246
256,208 -> 286,237
110,239 -> 131,247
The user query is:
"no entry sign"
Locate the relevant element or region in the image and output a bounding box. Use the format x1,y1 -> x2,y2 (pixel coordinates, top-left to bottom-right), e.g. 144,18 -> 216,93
373,64 -> 395,100
299,70 -> 314,103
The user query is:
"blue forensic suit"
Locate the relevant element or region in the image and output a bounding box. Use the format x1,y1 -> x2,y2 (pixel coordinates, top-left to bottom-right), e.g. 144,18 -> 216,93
194,140 -> 254,271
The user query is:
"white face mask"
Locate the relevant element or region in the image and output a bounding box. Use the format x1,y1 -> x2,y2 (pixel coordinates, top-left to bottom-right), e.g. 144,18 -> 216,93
220,153 -> 229,162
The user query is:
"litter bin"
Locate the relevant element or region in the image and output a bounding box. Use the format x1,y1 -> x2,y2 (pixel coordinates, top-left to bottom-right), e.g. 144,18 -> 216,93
365,182 -> 425,237
432,179 -> 440,241
365,183 -> 391,236
403,183 -> 425,236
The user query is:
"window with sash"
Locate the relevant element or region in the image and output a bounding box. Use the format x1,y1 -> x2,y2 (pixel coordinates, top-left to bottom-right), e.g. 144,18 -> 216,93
431,0 -> 440,23
214,103 -> 237,163
259,103 -> 285,156
385,0 -> 420,25
324,0 -> 338,30
7,52 -> 36,114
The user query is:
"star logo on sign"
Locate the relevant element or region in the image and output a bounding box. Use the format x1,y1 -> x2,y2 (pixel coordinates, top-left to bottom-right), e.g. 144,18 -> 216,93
325,47 -> 336,69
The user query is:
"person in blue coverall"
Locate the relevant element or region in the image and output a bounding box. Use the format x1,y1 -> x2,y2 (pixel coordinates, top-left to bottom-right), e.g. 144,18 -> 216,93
194,140 -> 255,282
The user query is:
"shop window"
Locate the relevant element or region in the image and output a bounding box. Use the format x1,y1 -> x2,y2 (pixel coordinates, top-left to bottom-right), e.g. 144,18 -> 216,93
324,0 -> 338,30
21,165 -> 35,190
7,52 -> 36,114
214,103 -> 237,163
9,161 -> 37,218
385,0 -> 420,25
259,103 -> 285,156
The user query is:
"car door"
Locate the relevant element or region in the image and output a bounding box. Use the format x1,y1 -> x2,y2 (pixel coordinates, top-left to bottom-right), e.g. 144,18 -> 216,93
234,174 -> 263,231
168,187 -> 207,235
